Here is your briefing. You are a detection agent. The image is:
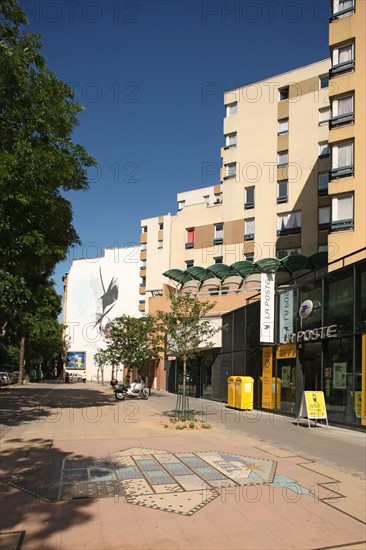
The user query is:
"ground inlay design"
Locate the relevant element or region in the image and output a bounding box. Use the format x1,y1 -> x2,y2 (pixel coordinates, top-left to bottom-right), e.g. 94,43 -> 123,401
4,447 -> 298,515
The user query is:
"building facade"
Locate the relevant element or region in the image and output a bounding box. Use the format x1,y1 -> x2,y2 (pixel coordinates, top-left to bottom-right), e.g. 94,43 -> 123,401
63,247 -> 141,380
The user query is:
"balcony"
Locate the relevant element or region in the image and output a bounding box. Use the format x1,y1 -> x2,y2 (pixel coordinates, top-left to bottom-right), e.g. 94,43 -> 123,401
277,227 -> 301,237
329,60 -> 355,78
330,219 -> 354,232
329,113 -> 354,129
330,5 -> 355,21
330,165 -> 354,179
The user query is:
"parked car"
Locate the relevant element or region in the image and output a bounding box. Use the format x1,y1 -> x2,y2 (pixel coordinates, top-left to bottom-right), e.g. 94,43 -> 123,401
0,365 -> 17,384
0,372 -> 10,386
67,372 -> 86,382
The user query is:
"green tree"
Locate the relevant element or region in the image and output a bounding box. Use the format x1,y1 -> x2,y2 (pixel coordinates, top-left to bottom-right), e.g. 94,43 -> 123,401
96,315 -> 165,384
156,292 -> 223,419
0,0 -> 96,374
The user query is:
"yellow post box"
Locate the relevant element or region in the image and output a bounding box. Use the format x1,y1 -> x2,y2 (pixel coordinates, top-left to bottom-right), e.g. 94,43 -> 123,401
234,376 -> 254,410
227,376 -> 236,408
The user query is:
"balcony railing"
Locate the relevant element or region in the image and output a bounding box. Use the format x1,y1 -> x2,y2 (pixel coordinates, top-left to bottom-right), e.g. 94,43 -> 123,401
329,113 -> 354,129
329,60 -> 355,78
330,219 -> 354,232
330,165 -> 354,179
277,227 -> 301,237
330,5 -> 355,21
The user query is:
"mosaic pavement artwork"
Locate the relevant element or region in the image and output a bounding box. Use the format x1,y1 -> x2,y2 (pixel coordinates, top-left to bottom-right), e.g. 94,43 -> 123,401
5,447 -> 315,515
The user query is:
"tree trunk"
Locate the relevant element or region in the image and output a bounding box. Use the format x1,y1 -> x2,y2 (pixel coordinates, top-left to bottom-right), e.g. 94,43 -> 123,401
18,335 -> 25,384
182,354 -> 187,397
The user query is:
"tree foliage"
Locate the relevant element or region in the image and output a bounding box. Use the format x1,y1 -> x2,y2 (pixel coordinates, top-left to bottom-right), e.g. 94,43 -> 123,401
0,0 -> 96,277
95,315 -> 165,381
0,0 -> 96,373
155,292 -> 223,418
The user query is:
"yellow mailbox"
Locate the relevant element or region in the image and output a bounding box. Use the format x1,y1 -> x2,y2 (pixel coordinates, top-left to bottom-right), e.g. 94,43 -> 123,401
234,376 -> 254,410
227,376 -> 236,408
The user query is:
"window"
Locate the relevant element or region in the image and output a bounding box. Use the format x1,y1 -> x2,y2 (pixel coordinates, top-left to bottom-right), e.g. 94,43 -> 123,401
158,222 -> 164,230
158,240 -> 163,250
141,226 -> 147,233
318,245 -> 328,253
244,252 -> 254,262
277,248 -> 301,260
331,43 -> 354,76
332,0 -> 355,19
318,206 -> 330,230
319,107 -> 331,125
331,140 -> 354,178
278,118 -> 289,135
140,277 -> 146,288
214,257 -> 223,264
277,180 -> 288,203
319,141 -> 330,157
244,187 -> 255,209
279,86 -> 289,100
224,162 -> 236,178
244,218 -> 255,240
214,223 -> 224,244
140,260 -> 146,269
185,228 -> 195,249
178,200 -> 185,211
226,102 -> 237,116
225,132 -> 237,148
277,150 -> 288,167
214,195 -> 221,204
318,172 -> 329,195
185,260 -> 194,269
140,243 -> 147,251
203,195 -> 210,205
330,93 -> 354,128
320,75 -> 329,89
331,194 -> 354,231
277,211 -> 301,236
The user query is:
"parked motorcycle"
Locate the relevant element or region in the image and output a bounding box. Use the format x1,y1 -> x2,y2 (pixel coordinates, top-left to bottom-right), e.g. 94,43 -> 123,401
113,376 -> 149,400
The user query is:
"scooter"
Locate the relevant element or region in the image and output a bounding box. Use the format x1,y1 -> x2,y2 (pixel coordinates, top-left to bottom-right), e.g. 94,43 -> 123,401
113,376 -> 149,400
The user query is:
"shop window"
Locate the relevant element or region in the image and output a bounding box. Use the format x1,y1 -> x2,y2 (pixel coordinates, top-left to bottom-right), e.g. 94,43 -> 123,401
324,269 -> 354,333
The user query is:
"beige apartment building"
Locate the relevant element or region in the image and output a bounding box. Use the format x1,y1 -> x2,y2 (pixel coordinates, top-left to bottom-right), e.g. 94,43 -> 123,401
139,58 -> 332,313
327,0 -> 366,267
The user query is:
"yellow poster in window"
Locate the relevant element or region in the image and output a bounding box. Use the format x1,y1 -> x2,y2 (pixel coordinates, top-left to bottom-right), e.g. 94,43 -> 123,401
304,391 -> 327,419
354,392 -> 362,419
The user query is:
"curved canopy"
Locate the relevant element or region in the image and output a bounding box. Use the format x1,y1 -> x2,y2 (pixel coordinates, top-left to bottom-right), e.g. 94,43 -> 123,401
163,253 -> 328,286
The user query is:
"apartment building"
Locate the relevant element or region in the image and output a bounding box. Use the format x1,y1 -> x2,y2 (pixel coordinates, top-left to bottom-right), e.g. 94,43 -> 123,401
327,0 -> 366,266
140,59 -> 332,313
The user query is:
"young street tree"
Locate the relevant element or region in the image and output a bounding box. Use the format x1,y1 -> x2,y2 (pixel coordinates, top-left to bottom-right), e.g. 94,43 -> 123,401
95,315 -> 165,384
156,292 -> 223,419
0,0 -> 96,377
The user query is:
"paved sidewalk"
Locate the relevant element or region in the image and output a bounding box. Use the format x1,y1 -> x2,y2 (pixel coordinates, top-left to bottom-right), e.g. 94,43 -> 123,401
0,382 -> 365,549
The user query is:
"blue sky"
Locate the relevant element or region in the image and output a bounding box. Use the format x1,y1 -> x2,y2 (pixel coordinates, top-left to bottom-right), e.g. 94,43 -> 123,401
22,0 -> 331,296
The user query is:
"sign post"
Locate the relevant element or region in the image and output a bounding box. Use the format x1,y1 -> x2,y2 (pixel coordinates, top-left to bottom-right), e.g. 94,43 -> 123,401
297,391 -> 329,429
